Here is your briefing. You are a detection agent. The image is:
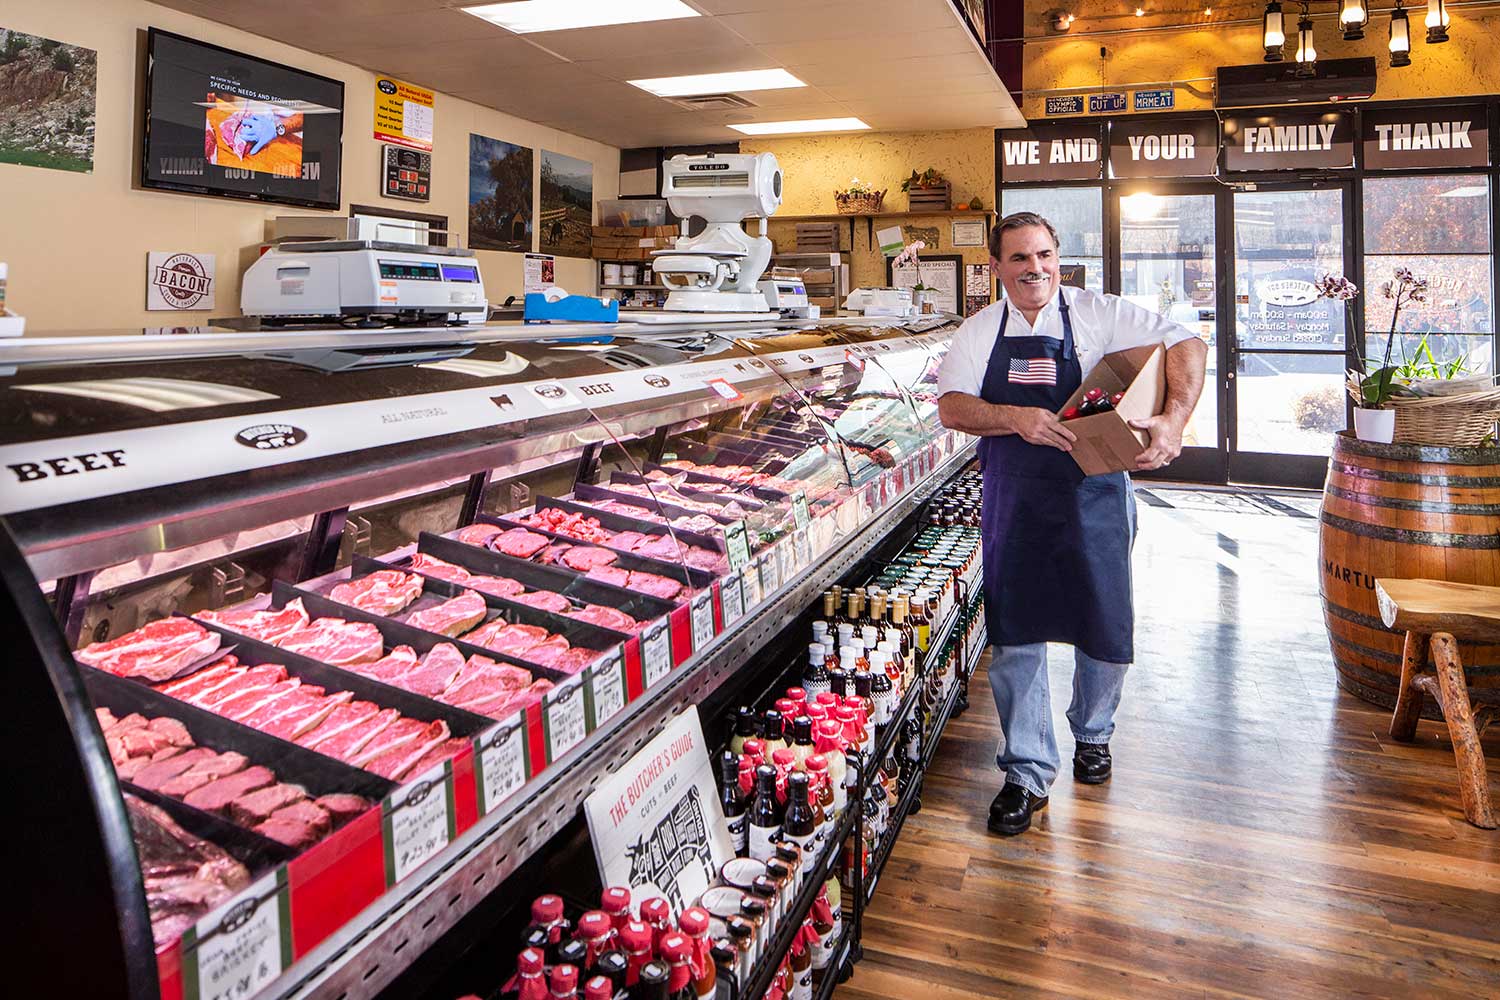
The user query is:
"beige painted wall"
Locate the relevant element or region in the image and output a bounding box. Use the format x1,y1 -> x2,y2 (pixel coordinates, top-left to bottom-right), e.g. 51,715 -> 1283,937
0,0 -> 619,332
740,128 -> 996,294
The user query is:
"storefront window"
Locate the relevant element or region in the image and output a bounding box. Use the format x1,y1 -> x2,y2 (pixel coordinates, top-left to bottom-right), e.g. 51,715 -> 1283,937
1000,186 -> 1104,293
1234,189 -> 1347,351
1363,175 -> 1494,374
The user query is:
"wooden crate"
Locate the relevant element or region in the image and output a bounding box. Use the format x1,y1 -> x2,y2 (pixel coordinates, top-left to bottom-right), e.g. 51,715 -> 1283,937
795,222 -> 843,252
907,183 -> 951,212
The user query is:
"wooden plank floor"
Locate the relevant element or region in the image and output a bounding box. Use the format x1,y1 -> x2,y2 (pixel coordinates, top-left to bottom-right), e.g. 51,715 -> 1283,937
842,498 -> 1500,1000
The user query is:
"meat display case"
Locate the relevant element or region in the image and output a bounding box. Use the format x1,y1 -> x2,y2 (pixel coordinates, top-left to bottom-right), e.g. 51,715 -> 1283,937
1,314 -> 970,1000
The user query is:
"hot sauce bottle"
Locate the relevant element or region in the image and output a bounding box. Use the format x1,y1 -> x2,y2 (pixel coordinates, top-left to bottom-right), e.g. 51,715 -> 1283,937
749,763 -> 783,862
601,886 -> 632,936
720,749 -> 748,855
676,907 -> 717,1000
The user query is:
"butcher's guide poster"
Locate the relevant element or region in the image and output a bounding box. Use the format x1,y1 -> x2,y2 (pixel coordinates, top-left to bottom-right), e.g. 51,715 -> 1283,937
584,707 -> 733,913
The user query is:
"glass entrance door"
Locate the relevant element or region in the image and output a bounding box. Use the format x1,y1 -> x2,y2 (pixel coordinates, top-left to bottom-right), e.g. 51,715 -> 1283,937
1229,186 -> 1350,488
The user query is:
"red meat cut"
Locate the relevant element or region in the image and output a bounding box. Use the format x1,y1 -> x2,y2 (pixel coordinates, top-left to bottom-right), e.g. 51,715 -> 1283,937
256,690 -> 353,740
156,658 -> 240,700
314,793 -> 372,826
510,590 -> 572,614
549,648 -> 603,675
365,728 -> 461,781
159,752 -> 248,797
329,570 -> 425,615
254,816 -> 322,850
194,664 -> 289,709
217,680 -> 303,722
569,605 -> 640,633
515,635 -> 571,667
462,620 -> 549,655
407,553 -> 472,585
310,708 -> 399,761
196,600 -> 310,644
439,659 -> 534,709
276,618 -> 384,667
394,644 -> 468,698
609,530 -> 652,551
130,747 -> 217,791
625,571 -> 683,601
355,645 -> 420,684
585,565 -> 630,588
630,534 -> 685,562
184,765 -> 275,814
562,547 -> 619,572
228,783 -> 308,826
468,574 -> 526,597
77,618 -> 222,682
457,523 -> 505,546
270,799 -> 332,838
403,590 -> 488,637
356,718 -> 450,773
296,701 -> 381,751
537,543 -> 574,565
494,528 -> 551,559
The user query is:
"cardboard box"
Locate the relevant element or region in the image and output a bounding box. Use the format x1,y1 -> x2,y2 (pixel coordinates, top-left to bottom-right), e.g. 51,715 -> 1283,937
1056,344 -> 1166,477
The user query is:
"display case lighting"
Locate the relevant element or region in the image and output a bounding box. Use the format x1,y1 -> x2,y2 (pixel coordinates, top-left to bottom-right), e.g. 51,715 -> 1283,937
461,0 -> 700,34
1340,0 -> 1368,39
1389,0 -> 1413,65
729,118 -> 870,136
1425,0 -> 1450,42
1263,1 -> 1286,61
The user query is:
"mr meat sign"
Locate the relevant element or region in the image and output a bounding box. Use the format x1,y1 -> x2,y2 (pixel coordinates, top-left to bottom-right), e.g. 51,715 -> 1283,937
584,708 -> 734,912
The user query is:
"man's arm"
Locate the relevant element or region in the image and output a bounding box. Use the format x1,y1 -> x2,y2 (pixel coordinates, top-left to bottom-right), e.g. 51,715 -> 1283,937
1129,337 -> 1208,471
938,393 -> 1077,452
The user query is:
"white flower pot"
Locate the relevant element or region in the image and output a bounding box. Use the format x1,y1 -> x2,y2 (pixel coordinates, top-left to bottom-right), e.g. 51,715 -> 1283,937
1353,407 -> 1395,443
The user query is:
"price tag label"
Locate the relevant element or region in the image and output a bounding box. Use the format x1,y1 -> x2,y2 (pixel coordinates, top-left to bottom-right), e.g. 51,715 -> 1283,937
383,763 -> 455,885
543,676 -> 588,761
588,650 -> 627,727
642,618 -> 672,687
741,562 -> 762,608
790,491 -> 811,530
778,537 -> 797,580
690,590 -> 716,650
864,482 -> 881,512
792,527 -> 811,568
474,713 -> 529,814
720,571 -> 745,624
705,377 -> 742,401
724,520 -> 751,571
183,871 -> 290,1000
759,549 -> 781,595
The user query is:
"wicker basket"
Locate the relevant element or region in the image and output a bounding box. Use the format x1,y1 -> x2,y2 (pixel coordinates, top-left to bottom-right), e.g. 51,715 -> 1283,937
1386,387 -> 1500,446
835,190 -> 884,214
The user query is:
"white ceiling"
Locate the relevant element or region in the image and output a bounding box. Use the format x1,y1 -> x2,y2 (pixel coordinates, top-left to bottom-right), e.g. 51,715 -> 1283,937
158,0 -> 1023,147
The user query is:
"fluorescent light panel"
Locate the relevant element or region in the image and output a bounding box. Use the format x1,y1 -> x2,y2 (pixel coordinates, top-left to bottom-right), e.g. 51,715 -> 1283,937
729,117 -> 870,136
462,0 -> 700,33
629,69 -> 805,98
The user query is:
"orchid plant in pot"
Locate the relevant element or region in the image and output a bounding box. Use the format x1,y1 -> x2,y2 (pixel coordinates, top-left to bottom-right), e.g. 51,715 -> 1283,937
1328,268 -> 1428,443
892,239 -> 933,314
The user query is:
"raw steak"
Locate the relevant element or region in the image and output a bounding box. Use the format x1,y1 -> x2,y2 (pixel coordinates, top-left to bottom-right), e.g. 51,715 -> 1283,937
277,618 -> 384,667
355,718 -> 449,771
77,618 -> 222,682
363,725 -> 457,781
197,600 -> 310,644
549,648 -> 603,675
562,547 -> 618,572
159,753 -> 248,797
515,635 -> 571,667
683,549 -> 727,574
672,514 -> 722,533
462,620 -> 549,655
310,708 -> 399,761
537,543 -> 574,565
610,531 -> 652,552
631,534 -> 685,562
269,799 -> 332,838
625,571 -> 683,601
254,815 -> 322,850
461,679 -> 552,718
403,590 -> 487,637
356,645 -> 421,684
457,523 -> 505,546
467,575 -> 526,598
130,747 -> 217,791
96,707 -> 119,730
440,661 -> 533,709
569,604 -> 640,633
296,701 -> 381,750
147,716 -> 193,747
156,658 -> 241,700
509,590 -> 571,614
120,726 -> 182,758
155,769 -> 213,797
127,795 -> 248,947
494,528 -> 551,559
184,765 -> 276,814
228,783 -> 308,826
519,509 -> 614,544
217,679 -> 303,722
585,565 -> 630,589
314,793 -> 372,826
329,570 -> 425,615
256,690 -> 352,741
407,553 -> 472,585
195,664 -> 289,709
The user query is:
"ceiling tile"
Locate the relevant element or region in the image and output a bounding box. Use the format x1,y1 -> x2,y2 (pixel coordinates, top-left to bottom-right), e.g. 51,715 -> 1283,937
572,48 -> 792,82
759,28 -> 977,67
716,0 -> 957,44
301,8 -> 501,50
520,17 -> 747,62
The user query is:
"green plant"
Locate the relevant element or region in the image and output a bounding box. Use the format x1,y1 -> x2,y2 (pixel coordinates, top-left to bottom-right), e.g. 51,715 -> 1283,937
0,33 -> 28,65
836,176 -> 877,197
51,47 -> 73,72
38,38 -> 60,55
1293,385 -> 1345,432
900,167 -> 946,192
1391,333 -> 1470,383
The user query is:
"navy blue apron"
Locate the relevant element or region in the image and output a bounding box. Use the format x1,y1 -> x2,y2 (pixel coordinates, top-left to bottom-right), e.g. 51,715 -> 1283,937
978,294 -> 1137,663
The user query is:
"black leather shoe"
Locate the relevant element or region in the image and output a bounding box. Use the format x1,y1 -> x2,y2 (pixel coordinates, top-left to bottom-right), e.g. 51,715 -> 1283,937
1074,743 -> 1112,784
988,782 -> 1047,836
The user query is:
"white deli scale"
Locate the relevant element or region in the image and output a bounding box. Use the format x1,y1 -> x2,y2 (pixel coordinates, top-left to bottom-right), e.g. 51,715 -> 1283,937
647,151 -> 814,321
241,218 -> 487,326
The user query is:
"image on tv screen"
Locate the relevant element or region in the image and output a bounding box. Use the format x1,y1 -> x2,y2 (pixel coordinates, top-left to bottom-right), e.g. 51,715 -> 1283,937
142,28 -> 343,209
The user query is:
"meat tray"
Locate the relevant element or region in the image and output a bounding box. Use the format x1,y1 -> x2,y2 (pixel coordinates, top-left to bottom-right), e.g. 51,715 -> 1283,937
608,470 -> 769,511
120,780 -> 296,873
530,496 -> 726,555
641,461 -> 790,501
572,481 -> 739,527
477,513 -> 721,593
190,603 -> 496,738
675,433 -> 803,473
268,582 -> 574,687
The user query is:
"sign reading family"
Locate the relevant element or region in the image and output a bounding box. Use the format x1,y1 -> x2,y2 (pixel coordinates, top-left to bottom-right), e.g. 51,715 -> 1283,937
1362,104 -> 1488,169
1221,112 -> 1354,171
998,123 -> 1102,182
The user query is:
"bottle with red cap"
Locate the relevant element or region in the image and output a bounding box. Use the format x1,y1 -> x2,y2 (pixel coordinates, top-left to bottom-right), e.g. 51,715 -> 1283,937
584,976 -> 617,1000
575,910 -> 615,969
549,965 -> 580,1000
658,932 -> 696,1000
619,919 -> 654,986
675,907 -> 716,1000
600,886 -> 632,935
527,894 -> 572,965
814,721 -> 847,815
788,920 -> 815,1000
503,946 -> 549,1000
639,896 -> 674,957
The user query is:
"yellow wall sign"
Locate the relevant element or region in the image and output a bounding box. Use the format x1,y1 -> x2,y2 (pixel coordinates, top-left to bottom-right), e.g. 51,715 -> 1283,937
374,77 -> 434,151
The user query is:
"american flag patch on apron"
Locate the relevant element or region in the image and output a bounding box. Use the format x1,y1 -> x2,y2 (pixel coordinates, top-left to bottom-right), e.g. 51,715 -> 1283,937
1008,357 -> 1058,385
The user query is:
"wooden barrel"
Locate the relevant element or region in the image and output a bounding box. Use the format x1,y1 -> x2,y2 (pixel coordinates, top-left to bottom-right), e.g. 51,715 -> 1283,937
1319,432 -> 1500,714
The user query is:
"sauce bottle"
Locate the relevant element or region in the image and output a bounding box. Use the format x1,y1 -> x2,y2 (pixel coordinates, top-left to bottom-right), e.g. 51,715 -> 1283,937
720,750 -> 747,855
550,965 -> 580,1000
601,886 -> 632,936
729,707 -> 757,756
640,897 -> 674,956
619,919 -> 654,986
803,643 -> 831,698
748,763 -> 782,862
676,907 -> 717,1000
576,911 -> 615,969
658,932 -> 696,1000
789,715 -> 816,771
584,976 -> 615,1000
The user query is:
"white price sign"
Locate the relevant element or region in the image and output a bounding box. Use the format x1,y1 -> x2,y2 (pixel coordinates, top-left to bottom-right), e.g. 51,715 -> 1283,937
790,491 -> 811,529
183,870 -> 290,1000
383,763 -> 455,885
741,562 -> 763,608
690,590 -> 716,650
474,712 -> 530,814
724,520 -> 751,571
720,571 -> 745,624
544,675 -> 589,761
758,550 -> 781,595
778,536 -> 797,580
642,618 -> 672,687
588,650 -> 628,727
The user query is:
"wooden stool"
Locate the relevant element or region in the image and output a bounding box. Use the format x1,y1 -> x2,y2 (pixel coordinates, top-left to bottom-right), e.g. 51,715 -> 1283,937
1376,578 -> 1499,829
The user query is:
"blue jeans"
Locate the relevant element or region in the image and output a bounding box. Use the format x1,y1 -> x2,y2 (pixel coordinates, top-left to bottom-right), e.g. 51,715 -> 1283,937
989,643 -> 1128,798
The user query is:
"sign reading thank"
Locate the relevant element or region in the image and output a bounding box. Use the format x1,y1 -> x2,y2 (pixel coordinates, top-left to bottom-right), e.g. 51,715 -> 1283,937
997,123 -> 1103,182
1362,104 -> 1489,169
1222,112 -> 1354,171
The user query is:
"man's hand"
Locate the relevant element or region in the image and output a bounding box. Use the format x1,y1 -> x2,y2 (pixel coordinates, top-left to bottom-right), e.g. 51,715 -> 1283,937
1129,415 -> 1185,470
1013,407 -> 1077,452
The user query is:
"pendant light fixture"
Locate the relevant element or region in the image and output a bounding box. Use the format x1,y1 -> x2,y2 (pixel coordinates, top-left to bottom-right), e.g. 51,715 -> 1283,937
1389,0 -> 1412,65
1263,1 -> 1286,61
1340,0 -> 1368,39
1294,3 -> 1316,72
1425,0 -> 1449,42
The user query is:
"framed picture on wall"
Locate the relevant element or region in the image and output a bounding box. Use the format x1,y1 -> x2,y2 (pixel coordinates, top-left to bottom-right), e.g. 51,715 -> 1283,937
887,253 -> 963,315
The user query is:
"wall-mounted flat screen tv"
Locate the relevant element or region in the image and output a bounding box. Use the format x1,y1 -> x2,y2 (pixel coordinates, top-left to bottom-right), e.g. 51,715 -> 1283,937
141,28 -> 344,209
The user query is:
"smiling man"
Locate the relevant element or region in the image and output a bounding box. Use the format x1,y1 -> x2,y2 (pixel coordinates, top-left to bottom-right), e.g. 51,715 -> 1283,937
936,211 -> 1207,835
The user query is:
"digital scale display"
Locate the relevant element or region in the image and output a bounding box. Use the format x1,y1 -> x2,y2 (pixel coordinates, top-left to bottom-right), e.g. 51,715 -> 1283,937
378,261 -> 441,281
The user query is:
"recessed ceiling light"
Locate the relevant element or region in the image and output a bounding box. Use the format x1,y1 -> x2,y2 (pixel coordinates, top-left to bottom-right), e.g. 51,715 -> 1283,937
629,69 -> 806,98
729,117 -> 870,136
462,0 -> 700,34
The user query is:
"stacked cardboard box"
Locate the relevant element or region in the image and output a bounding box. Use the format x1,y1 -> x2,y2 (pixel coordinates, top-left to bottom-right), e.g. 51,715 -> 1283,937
591,225 -> 679,261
